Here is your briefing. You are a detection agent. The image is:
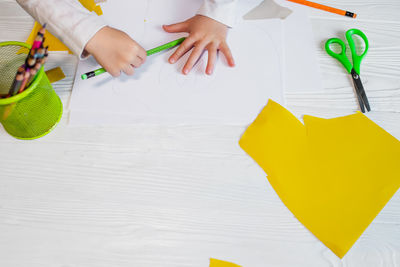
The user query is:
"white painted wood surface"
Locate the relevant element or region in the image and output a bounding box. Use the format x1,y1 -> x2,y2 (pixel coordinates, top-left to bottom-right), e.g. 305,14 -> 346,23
0,0 -> 399,266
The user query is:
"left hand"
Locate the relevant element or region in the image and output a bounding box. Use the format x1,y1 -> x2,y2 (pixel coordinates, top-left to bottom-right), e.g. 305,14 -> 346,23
163,15 -> 235,75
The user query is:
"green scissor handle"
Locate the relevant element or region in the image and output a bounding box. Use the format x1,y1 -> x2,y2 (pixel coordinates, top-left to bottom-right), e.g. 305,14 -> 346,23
325,28 -> 369,75
325,37 -> 353,74
346,28 -> 369,75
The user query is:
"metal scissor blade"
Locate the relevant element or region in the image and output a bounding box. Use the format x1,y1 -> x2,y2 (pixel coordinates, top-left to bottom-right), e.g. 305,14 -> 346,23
352,79 -> 366,113
351,69 -> 371,112
350,72 -> 365,113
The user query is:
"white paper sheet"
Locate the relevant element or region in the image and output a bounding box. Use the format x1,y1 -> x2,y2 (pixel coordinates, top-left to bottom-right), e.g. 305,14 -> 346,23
278,0 -> 323,92
69,0 -> 285,125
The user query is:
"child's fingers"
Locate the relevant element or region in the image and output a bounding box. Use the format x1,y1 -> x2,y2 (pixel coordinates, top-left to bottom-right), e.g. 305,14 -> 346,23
206,45 -> 218,75
136,47 -> 147,63
169,37 -> 195,64
162,22 -> 188,33
182,42 -> 206,75
122,64 -> 135,76
108,68 -> 121,77
220,42 -> 235,67
131,55 -> 144,68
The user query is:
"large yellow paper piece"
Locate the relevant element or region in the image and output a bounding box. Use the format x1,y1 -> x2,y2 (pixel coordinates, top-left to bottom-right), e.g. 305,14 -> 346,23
239,100 -> 400,258
25,0 -> 103,53
209,258 -> 241,267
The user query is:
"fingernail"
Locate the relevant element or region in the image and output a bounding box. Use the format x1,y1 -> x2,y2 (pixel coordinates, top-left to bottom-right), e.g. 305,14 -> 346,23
183,69 -> 188,75
170,58 -> 175,63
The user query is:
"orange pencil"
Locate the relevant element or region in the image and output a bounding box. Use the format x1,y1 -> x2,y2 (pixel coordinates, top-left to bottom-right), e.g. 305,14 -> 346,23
287,0 -> 357,18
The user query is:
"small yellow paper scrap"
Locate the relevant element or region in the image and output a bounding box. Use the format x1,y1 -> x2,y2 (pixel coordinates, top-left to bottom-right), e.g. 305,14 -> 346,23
78,0 -> 103,15
239,100 -> 400,258
45,67 -> 66,83
210,258 -> 241,267
25,0 -> 103,53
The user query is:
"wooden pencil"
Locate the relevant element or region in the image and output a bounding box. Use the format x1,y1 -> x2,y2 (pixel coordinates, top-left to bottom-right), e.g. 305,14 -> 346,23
287,0 -> 357,18
6,23 -> 48,97
8,66 -> 25,96
27,62 -> 42,85
18,71 -> 31,93
32,23 -> 46,49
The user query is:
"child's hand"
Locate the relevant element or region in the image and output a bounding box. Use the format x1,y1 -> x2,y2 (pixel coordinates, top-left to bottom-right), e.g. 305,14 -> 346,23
85,26 -> 147,77
163,15 -> 235,75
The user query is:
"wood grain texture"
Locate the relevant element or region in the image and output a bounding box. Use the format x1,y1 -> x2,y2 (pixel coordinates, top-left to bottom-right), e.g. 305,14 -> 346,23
0,0 -> 399,266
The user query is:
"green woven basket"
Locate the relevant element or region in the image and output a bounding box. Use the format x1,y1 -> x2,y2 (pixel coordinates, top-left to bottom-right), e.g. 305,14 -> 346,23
0,41 -> 62,140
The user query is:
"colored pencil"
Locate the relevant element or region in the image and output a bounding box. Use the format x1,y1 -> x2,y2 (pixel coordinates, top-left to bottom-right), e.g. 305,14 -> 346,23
287,0 -> 357,18
81,37 -> 186,80
32,23 -> 46,49
34,47 -> 45,59
27,62 -> 41,85
18,71 -> 31,93
41,52 -> 49,65
26,55 -> 36,69
8,67 -> 25,96
7,24 -> 48,97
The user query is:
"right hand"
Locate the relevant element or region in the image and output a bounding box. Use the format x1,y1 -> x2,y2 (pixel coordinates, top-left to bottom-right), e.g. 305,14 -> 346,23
84,26 -> 147,77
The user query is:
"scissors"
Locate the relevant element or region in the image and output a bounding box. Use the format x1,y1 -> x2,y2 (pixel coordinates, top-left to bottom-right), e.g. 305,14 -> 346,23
325,29 -> 371,113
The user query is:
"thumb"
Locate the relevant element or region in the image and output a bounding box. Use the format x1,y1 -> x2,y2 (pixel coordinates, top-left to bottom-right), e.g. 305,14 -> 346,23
163,21 -> 188,33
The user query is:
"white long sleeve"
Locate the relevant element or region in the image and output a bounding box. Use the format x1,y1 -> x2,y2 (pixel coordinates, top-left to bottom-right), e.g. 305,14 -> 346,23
197,0 -> 237,27
16,0 -> 107,58
16,0 -> 236,58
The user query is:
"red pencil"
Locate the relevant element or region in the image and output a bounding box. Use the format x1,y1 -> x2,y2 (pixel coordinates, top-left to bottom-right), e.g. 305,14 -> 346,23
32,24 -> 46,49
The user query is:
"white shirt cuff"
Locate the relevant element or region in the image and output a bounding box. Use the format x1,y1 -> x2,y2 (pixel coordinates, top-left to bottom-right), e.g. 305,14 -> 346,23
196,0 -> 237,28
71,15 -> 107,59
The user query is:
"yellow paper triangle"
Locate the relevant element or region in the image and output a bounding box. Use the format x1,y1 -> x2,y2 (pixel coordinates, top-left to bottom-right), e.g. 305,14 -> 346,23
25,0 -> 103,53
210,258 -> 241,267
26,22 -> 73,53
239,100 -> 400,258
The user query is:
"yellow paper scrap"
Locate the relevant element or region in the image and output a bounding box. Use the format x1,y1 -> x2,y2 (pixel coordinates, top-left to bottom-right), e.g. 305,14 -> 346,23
78,0 -> 103,15
239,100 -> 400,258
45,67 -> 66,83
25,0 -> 103,53
210,258 -> 241,267
26,22 -> 73,54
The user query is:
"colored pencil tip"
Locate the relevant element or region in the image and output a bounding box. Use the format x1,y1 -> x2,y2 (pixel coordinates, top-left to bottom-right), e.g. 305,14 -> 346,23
81,74 -> 88,80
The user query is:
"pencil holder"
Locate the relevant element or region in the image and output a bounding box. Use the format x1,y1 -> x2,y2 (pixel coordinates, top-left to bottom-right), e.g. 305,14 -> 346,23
0,41 -> 62,140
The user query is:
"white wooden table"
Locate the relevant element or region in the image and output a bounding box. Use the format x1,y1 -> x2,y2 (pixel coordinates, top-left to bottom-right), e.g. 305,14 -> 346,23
1,0 -> 399,266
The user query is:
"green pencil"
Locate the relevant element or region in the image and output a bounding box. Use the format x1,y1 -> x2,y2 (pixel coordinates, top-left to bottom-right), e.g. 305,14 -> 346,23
81,37 -> 186,80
